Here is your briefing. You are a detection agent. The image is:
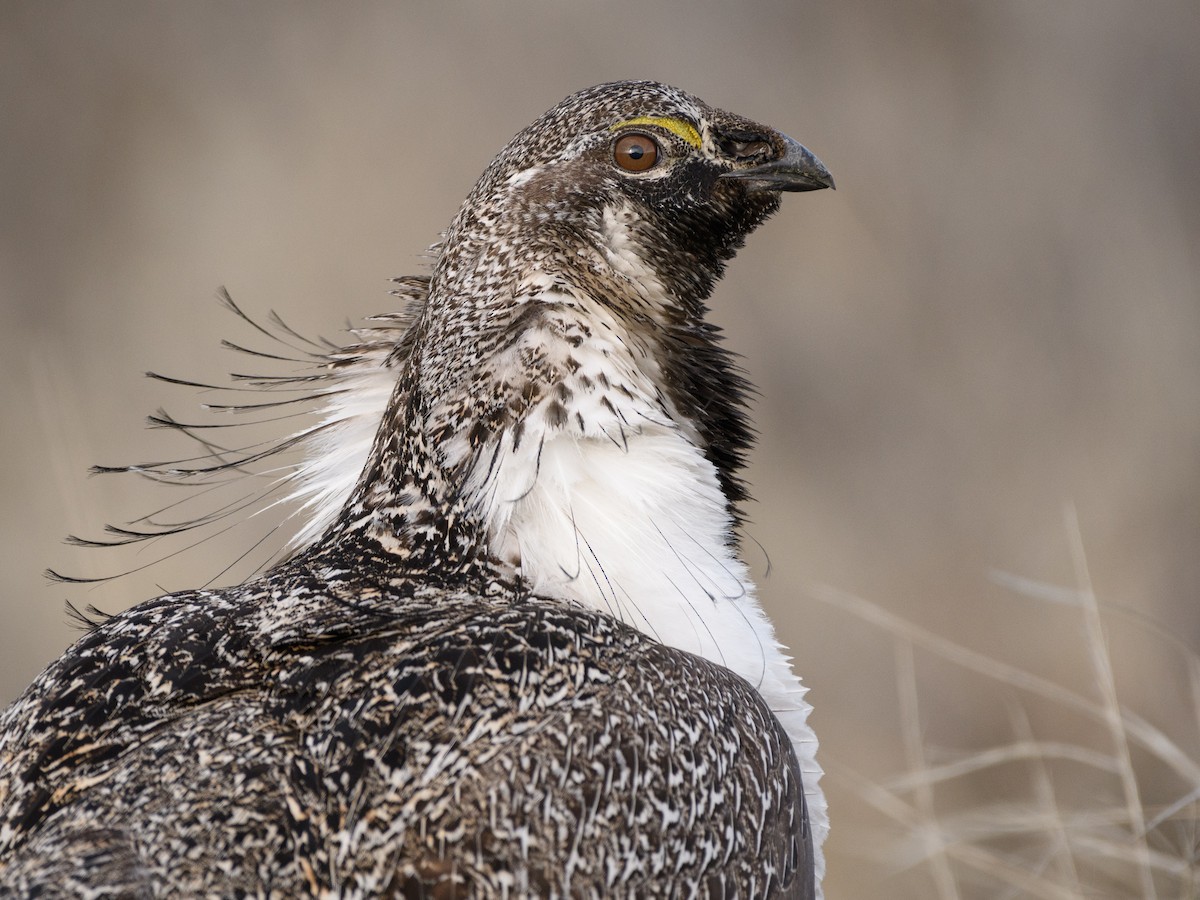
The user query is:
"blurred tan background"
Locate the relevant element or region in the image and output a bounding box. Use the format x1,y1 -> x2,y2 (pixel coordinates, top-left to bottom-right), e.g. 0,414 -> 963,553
2,2 -> 1198,896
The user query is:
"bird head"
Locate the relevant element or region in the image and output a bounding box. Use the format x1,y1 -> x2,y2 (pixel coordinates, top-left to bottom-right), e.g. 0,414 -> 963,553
434,80 -> 833,313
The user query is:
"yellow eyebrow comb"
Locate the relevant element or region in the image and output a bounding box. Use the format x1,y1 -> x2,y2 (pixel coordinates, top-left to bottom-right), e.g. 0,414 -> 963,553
610,116 -> 702,150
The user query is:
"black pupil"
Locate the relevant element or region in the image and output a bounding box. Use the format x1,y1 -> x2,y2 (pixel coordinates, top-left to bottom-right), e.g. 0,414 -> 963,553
627,143 -> 645,159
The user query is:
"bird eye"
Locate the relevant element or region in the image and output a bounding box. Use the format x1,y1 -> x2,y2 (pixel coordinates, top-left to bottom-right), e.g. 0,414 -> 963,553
613,133 -> 660,172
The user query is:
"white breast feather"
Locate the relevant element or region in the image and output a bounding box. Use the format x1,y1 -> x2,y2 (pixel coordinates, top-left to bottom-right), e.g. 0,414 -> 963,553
450,292 -> 828,873
280,349 -> 399,551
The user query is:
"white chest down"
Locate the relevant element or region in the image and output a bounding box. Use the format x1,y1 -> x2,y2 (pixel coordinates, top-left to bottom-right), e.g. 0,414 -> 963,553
456,336 -> 829,864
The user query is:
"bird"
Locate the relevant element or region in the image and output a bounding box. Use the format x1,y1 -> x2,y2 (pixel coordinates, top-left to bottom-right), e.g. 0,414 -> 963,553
0,80 -> 833,898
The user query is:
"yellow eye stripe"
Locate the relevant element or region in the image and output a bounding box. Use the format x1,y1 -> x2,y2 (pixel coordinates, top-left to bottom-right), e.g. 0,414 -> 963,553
610,116 -> 702,150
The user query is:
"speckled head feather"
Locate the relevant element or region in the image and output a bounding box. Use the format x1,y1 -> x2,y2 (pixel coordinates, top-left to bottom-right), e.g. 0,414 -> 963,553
2,81 -> 833,898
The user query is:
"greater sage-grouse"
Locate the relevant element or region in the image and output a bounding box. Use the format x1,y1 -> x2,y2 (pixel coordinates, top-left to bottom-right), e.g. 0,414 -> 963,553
0,81 -> 833,898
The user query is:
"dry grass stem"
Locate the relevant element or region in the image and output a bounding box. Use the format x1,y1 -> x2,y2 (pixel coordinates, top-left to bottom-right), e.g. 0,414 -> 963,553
813,518 -> 1200,898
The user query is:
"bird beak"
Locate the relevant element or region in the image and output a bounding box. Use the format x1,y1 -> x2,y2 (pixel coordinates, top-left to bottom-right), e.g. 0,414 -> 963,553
720,133 -> 835,193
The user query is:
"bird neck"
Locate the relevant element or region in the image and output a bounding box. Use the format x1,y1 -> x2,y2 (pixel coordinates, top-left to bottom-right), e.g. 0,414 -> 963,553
311,212 -> 753,590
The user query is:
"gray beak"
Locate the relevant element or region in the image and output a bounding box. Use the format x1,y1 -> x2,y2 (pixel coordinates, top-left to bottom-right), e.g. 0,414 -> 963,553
720,133 -> 835,193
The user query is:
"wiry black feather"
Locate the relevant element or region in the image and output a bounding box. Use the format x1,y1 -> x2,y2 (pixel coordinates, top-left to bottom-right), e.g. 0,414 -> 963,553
47,283 -> 426,587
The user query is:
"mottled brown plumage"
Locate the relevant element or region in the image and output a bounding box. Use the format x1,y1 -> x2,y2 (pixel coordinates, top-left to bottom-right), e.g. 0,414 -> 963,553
1,81 -> 832,898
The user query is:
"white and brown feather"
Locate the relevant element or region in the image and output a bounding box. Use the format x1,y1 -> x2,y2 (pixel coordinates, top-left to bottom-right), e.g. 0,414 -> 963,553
1,80 -> 829,898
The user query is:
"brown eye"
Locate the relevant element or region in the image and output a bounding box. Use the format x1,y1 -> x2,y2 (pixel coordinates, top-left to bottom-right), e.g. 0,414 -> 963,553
613,133 -> 659,172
